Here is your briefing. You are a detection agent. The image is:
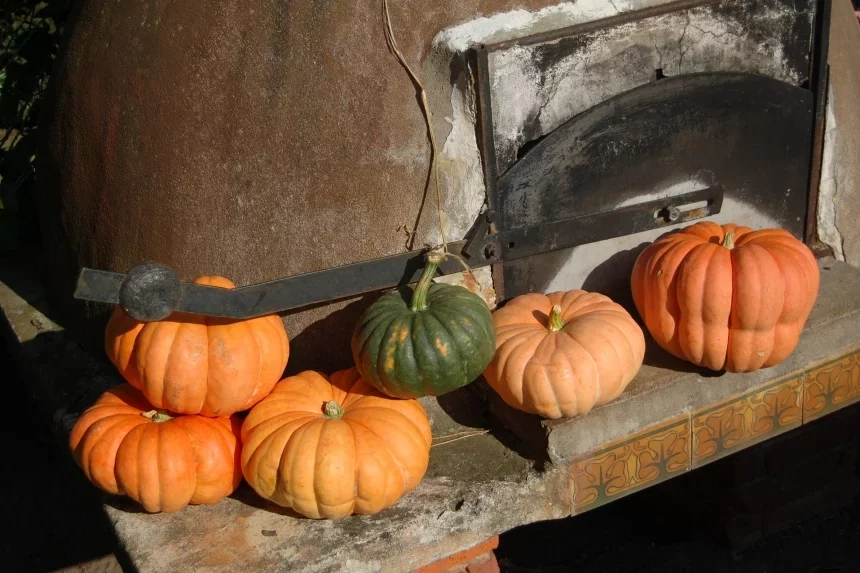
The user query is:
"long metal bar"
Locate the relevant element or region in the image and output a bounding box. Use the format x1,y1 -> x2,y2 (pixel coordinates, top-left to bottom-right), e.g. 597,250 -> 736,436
74,186 -> 722,319
472,45 -> 506,300
804,0 -> 832,248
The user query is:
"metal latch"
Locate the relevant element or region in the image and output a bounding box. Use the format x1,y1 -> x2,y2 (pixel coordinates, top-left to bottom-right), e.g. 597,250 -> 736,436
74,186 -> 724,321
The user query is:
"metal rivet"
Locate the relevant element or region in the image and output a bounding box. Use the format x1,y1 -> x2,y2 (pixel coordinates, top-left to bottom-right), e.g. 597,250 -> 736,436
118,262 -> 181,322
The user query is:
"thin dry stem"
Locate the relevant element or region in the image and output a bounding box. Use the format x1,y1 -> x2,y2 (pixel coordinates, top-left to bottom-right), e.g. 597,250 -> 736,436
431,429 -> 491,447
382,0 -> 447,252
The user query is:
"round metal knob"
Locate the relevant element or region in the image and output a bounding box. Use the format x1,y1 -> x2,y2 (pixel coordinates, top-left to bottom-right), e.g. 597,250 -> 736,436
118,262 -> 181,322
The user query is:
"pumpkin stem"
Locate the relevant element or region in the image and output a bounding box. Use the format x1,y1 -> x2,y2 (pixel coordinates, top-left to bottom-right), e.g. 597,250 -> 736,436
548,305 -> 566,332
721,232 -> 735,250
141,409 -> 173,423
323,401 -> 345,419
410,250 -> 445,312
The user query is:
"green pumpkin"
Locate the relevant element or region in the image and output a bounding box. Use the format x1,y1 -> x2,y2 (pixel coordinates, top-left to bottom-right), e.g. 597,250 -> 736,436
351,252 -> 496,398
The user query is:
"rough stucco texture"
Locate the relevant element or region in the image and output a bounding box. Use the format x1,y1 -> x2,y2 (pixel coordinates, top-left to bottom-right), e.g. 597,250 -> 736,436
37,0 -> 578,369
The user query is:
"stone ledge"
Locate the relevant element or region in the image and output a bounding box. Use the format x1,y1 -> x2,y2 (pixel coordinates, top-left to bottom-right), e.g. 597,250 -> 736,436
490,259 -> 860,465
3,258 -> 860,572
0,263 -> 568,573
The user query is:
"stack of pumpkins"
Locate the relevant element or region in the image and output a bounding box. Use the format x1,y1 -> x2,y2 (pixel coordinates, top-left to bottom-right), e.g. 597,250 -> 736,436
70,276 -> 434,518
70,222 -> 820,518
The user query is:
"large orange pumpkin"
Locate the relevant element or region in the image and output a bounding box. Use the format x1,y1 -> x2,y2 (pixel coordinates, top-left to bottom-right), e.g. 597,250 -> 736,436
631,222 -> 820,372
105,276 -> 290,416
241,368 -> 432,519
483,290 -> 645,419
69,384 -> 242,513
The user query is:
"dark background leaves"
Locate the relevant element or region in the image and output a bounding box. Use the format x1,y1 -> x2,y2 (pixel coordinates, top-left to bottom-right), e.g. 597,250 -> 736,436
0,1 -> 72,256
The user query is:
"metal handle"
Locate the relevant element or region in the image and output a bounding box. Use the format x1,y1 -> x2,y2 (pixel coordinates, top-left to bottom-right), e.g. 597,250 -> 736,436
75,186 -> 724,321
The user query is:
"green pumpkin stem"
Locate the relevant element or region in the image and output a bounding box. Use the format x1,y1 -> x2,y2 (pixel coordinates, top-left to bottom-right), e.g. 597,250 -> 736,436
721,232 -> 735,250
411,250 -> 446,312
548,305 -> 566,332
141,409 -> 173,423
323,400 -> 345,419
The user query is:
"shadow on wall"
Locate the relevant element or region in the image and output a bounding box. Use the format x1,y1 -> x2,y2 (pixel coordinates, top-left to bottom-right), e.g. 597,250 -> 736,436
283,292 -> 382,376
580,241 -> 651,314
580,236 -> 723,378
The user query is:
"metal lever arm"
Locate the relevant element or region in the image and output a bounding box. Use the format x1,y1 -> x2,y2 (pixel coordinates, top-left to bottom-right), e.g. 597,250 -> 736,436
75,186 -> 723,321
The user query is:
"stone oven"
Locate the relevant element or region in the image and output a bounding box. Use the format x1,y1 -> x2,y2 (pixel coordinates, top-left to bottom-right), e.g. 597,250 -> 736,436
46,0 -> 830,359
11,1 -> 860,571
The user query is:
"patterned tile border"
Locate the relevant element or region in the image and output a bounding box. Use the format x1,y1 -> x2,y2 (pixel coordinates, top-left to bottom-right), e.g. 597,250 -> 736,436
569,345 -> 860,514
570,414 -> 690,513
802,348 -> 860,422
691,375 -> 803,468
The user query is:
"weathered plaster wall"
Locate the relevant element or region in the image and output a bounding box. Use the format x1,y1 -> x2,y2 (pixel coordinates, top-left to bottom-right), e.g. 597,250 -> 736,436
36,0 -> 598,366
486,0 -> 813,173
426,0 -> 682,248
817,0 -> 860,267
39,0 -> 821,368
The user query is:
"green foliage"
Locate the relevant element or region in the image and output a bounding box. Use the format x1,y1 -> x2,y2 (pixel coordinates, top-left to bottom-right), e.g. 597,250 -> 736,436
0,1 -> 71,254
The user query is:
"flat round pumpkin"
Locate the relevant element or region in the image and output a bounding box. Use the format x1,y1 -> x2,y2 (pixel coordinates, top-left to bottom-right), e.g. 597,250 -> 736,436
351,252 -> 496,398
631,222 -> 820,372
241,368 -> 432,519
69,384 -> 242,513
105,275 -> 290,416
484,290 -> 645,419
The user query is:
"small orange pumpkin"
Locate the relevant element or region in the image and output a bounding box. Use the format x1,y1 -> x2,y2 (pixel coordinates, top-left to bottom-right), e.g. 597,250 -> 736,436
105,275 -> 290,416
631,222 -> 820,372
483,290 -> 645,419
241,368 -> 432,519
69,384 -> 242,513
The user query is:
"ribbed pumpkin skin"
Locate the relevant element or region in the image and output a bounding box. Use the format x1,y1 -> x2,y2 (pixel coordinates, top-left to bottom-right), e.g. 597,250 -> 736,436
631,222 -> 820,372
69,384 -> 242,513
484,291 -> 645,419
105,276 -> 290,416
351,283 -> 496,398
241,368 -> 432,519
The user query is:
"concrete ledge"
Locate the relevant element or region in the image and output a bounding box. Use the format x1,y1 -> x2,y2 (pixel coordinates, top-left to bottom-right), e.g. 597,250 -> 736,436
3,258 -> 860,572
0,263 -> 568,573
491,259 -> 860,465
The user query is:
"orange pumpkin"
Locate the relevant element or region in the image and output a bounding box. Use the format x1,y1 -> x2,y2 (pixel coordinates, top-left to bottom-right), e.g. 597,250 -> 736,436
69,384 -> 242,513
105,276 -> 290,416
241,368 -> 432,519
631,222 -> 820,372
483,291 -> 645,419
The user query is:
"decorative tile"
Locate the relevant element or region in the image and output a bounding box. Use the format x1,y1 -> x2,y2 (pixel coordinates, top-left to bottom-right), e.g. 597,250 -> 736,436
802,347 -> 860,422
567,347 -> 860,516
570,415 -> 690,513
692,376 -> 803,468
